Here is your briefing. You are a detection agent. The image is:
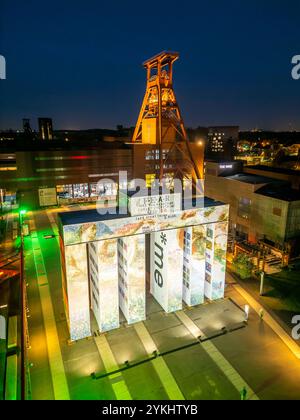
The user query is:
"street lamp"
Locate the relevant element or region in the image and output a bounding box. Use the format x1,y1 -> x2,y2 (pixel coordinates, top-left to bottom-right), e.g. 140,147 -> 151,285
19,210 -> 27,236
19,209 -> 27,220
260,271 -> 265,296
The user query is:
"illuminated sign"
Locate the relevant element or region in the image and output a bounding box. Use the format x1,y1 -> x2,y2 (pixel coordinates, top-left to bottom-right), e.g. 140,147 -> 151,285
38,187 -> 58,207
204,222 -> 228,300
129,193 -> 181,216
150,229 -> 183,313
219,164 -> 233,169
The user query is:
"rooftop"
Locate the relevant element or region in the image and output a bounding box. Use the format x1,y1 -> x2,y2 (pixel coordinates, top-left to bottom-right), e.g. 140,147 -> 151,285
245,165 -> 300,176
255,185 -> 300,202
225,173 -> 282,185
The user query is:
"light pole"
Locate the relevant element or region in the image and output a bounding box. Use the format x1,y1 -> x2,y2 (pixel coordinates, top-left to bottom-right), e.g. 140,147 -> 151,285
260,271 -> 265,296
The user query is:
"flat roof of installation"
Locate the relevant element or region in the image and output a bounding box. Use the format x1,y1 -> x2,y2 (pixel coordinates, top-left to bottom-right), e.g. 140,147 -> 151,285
59,197 -> 226,226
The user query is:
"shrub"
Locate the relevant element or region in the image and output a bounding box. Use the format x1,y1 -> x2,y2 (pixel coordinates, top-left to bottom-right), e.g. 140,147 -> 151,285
232,253 -> 254,279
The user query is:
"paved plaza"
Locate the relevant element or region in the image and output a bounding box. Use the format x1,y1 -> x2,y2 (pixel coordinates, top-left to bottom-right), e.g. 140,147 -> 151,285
24,207 -> 300,400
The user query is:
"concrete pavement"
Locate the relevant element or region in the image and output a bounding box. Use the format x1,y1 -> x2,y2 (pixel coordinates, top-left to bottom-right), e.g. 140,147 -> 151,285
233,283 -> 300,359
176,310 -> 259,400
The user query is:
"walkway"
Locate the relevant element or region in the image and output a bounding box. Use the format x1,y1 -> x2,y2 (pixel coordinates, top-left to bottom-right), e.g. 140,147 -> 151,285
134,322 -> 185,400
233,283 -> 300,360
28,214 -> 70,400
176,311 -> 259,400
94,335 -> 132,400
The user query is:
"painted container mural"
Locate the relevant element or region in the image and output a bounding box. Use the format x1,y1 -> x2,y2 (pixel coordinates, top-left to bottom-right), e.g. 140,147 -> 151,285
59,199 -> 229,341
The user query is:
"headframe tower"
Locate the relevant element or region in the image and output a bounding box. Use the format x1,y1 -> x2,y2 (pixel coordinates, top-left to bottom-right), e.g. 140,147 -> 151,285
132,51 -> 203,186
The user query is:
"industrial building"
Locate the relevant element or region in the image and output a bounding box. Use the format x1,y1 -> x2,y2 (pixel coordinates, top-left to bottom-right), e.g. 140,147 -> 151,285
205,126 -> 239,161
205,161 -> 300,260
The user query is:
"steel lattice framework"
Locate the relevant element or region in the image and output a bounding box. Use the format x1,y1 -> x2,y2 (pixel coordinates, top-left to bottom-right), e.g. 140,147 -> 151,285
132,51 -> 203,186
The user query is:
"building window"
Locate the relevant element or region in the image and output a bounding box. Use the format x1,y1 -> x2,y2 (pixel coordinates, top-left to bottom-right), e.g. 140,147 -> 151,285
273,207 -> 282,217
89,183 -> 99,197
57,184 -> 73,199
73,184 -> 89,198
238,197 -> 252,220
236,224 -> 249,240
146,174 -> 156,188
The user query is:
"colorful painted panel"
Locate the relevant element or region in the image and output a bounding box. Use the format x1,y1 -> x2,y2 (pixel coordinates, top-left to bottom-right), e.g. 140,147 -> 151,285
65,243 -> 90,341
118,235 -> 146,324
212,222 -> 228,300
150,229 -> 183,313
89,240 -> 119,333
62,204 -> 229,246
183,225 -> 206,306
204,222 -> 228,300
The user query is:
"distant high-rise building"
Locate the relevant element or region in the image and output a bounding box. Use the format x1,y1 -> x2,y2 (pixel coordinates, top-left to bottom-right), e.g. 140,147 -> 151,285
23,118 -> 32,134
206,126 -> 239,161
39,118 -> 53,140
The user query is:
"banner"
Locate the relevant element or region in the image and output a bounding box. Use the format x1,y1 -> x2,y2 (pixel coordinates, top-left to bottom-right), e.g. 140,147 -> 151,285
204,222 -> 228,300
212,222 -> 228,300
65,243 -> 91,341
62,204 -> 229,246
89,240 -> 119,333
150,228 -> 183,313
129,193 -> 181,216
118,235 -> 146,324
183,225 -> 206,306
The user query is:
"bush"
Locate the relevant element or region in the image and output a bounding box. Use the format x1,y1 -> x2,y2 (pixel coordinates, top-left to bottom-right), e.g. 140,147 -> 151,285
232,253 -> 254,279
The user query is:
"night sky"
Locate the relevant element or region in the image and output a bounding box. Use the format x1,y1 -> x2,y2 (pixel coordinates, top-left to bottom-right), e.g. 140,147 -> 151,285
0,0 -> 299,131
